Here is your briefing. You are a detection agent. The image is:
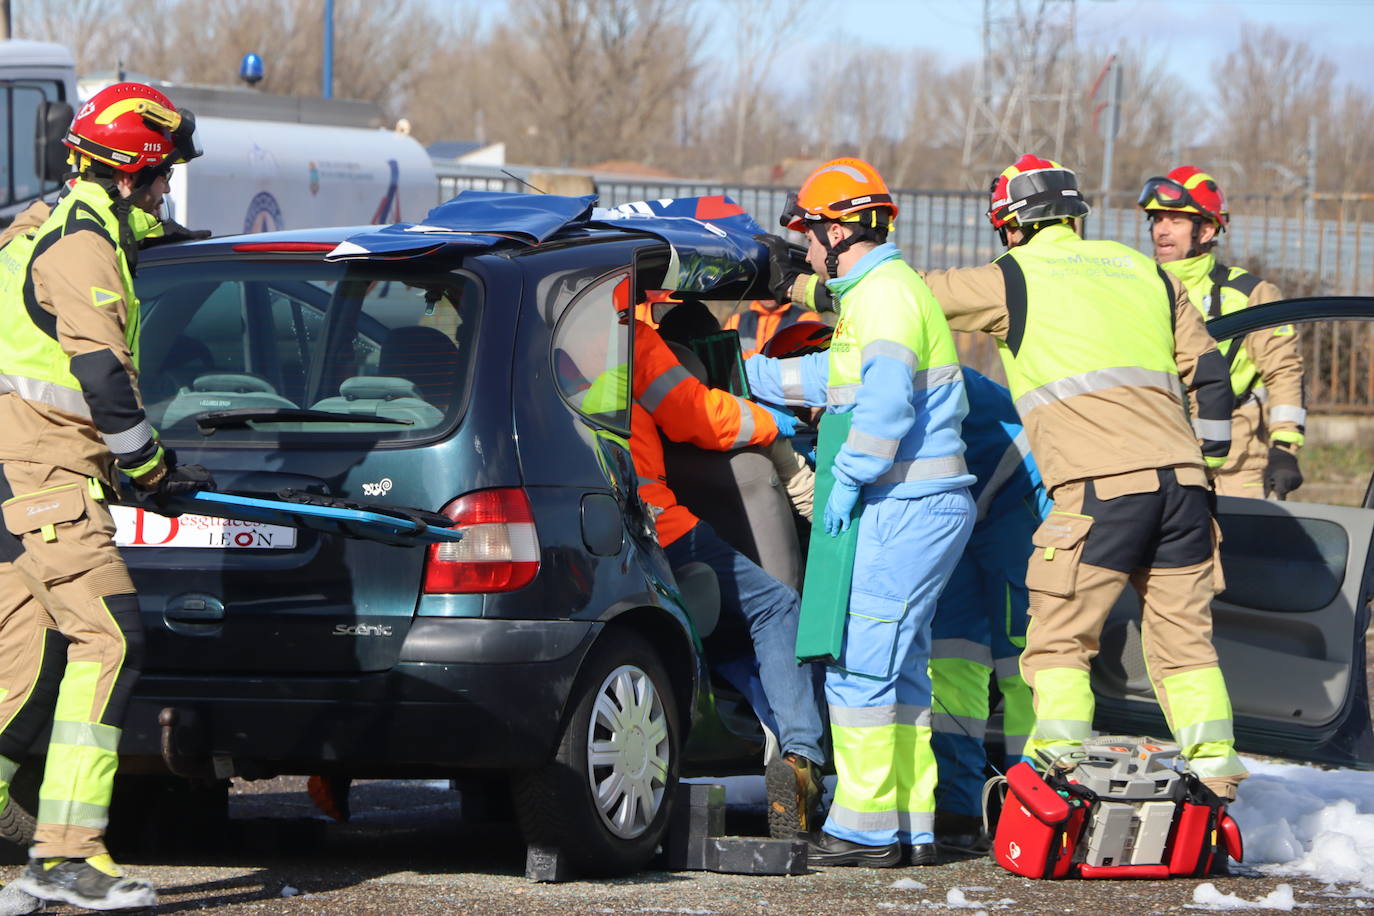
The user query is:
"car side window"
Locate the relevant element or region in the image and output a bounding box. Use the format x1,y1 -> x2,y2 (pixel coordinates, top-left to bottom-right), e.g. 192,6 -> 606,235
552,270 -> 631,435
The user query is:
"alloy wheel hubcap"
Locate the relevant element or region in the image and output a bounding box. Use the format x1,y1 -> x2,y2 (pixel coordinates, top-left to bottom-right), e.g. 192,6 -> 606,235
585,664 -> 671,839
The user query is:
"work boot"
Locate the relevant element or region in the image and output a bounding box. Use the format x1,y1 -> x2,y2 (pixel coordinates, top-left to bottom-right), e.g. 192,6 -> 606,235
807,830 -> 902,868
765,753 -> 820,840
935,810 -> 990,855
0,882 -> 39,916
13,854 -> 157,911
901,842 -> 940,866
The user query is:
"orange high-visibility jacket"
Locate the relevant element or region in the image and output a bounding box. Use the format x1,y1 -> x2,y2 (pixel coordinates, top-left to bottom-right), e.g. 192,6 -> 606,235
630,320 -> 778,546
724,300 -> 822,358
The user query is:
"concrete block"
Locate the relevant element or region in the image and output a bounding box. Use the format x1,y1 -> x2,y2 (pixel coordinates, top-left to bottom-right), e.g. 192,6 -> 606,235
525,844 -> 575,882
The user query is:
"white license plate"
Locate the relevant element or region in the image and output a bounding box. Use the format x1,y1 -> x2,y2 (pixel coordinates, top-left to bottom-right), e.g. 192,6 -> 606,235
111,505 -> 297,549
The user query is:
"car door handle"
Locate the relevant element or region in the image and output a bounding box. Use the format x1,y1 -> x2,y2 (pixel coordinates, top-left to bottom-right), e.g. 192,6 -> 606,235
165,595 -> 226,622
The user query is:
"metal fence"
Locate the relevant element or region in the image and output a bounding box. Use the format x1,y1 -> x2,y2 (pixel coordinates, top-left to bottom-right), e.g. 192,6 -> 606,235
435,162 -> 1374,411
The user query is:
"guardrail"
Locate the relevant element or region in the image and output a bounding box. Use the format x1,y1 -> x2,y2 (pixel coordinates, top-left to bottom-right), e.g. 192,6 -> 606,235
434,163 -> 1374,411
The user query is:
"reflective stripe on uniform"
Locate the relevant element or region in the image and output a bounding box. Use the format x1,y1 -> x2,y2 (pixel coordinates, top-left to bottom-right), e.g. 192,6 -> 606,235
729,396 -> 756,448
48,720 -> 121,752
1159,666 -> 1244,782
1192,417 -> 1232,441
931,638 -> 993,667
0,374 -> 91,418
101,418 -> 153,457
36,798 -> 109,831
1269,405 -> 1307,426
828,384 -> 860,407
913,363 -> 963,391
638,365 -> 690,413
829,703 -> 931,728
861,339 -> 917,371
780,360 -> 807,405
931,712 -> 988,739
846,427 -> 899,461
994,656 -> 1022,680
1013,366 -> 1181,416
827,804 -> 934,835
1252,385 -> 1269,404
872,454 -> 968,486
975,430 -> 1033,522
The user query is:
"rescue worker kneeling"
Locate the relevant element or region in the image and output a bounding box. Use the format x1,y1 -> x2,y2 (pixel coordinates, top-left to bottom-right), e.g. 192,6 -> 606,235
0,82 -> 213,912
606,285 -> 828,840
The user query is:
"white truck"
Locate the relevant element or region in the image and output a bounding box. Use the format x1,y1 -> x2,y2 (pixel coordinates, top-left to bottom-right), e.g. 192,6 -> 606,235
2,40 -> 438,233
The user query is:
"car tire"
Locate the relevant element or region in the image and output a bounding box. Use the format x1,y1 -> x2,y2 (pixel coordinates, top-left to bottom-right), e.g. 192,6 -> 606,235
0,764 -> 38,846
512,630 -> 680,877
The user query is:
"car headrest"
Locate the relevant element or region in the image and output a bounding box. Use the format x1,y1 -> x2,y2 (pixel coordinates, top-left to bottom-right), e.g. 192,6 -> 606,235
192,373 -> 277,394
665,341 -> 709,384
339,376 -> 423,401
378,326 -> 460,405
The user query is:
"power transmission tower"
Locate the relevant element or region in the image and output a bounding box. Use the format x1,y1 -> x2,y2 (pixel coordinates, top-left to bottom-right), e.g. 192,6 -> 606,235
960,0 -> 1079,188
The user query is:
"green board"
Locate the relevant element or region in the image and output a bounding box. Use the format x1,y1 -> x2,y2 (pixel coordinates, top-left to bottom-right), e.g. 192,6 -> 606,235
795,411 -> 859,664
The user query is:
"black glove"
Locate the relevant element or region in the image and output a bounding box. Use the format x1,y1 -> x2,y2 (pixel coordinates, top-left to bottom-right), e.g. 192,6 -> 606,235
135,451 -> 216,516
140,218 -> 211,249
1264,445 -> 1302,500
753,233 -> 805,305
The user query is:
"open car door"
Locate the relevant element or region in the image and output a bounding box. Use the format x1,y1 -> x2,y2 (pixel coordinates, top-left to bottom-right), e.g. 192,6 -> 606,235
1092,496 -> 1374,767
1094,295 -> 1374,769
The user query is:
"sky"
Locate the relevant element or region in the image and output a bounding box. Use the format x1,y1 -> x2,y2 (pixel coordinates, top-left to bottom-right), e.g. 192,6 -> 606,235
453,0 -> 1374,88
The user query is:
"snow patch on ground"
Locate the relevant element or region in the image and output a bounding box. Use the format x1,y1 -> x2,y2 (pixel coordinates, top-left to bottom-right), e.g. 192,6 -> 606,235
1231,756 -> 1374,890
889,877 -> 927,889
1186,883 -> 1295,910
877,888 -> 1014,910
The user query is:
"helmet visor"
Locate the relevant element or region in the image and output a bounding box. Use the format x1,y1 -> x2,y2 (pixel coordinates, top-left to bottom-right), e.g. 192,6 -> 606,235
1138,176 -> 1196,211
779,192 -> 809,232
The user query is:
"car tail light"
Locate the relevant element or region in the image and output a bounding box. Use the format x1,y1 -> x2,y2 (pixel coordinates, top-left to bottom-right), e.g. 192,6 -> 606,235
423,488 -> 540,593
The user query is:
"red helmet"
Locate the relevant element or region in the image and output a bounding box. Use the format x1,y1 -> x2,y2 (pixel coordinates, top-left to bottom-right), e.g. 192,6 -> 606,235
762,320 -> 833,359
1138,166 -> 1229,231
782,158 -> 898,234
66,82 -> 200,174
988,154 -> 1090,230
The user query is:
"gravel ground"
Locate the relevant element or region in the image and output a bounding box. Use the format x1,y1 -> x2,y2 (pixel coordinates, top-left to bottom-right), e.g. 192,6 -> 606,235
0,777 -> 1366,915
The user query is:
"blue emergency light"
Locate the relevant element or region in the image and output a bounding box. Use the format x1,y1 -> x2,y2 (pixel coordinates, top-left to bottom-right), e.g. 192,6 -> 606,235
239,53 -> 264,87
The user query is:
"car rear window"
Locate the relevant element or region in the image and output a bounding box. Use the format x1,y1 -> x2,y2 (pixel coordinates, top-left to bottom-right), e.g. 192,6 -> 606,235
135,259 -> 480,444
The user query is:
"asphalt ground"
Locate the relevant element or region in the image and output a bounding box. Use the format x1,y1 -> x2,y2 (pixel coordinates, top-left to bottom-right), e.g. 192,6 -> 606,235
0,776 -> 1366,915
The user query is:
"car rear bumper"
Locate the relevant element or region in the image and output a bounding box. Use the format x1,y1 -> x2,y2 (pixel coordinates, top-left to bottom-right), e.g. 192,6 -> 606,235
120,618 -> 601,774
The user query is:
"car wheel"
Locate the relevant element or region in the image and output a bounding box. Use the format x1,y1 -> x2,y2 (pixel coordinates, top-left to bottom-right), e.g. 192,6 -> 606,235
512,630 -> 680,876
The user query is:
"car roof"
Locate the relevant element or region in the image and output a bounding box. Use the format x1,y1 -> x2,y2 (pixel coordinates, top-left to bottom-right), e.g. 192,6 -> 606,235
144,192 -> 771,298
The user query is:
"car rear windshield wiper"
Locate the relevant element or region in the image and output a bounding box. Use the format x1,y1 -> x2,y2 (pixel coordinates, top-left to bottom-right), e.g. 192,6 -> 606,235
195,408 -> 414,432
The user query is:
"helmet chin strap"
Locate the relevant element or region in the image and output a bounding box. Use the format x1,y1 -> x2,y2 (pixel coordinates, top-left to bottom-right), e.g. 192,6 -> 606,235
1187,217 -> 1204,259
813,222 -> 864,281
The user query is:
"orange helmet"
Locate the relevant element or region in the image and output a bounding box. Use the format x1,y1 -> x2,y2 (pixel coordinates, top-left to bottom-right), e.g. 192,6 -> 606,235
762,320 -> 833,359
1138,166 -> 1229,231
987,154 -> 1090,231
66,82 -> 201,175
781,158 -> 898,234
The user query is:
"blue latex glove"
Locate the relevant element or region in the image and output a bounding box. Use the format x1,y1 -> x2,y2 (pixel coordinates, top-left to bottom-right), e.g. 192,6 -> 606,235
824,480 -> 861,536
759,402 -> 800,438
802,446 -> 816,470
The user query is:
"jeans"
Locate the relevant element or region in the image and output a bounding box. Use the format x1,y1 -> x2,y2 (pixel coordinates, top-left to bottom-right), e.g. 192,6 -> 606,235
665,521 -> 826,765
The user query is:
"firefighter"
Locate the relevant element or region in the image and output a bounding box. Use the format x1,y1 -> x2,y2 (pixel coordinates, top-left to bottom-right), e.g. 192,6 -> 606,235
0,82 -> 213,912
1139,166 -> 1306,499
918,155 -> 1247,807
747,158 -> 975,867
723,297 -> 822,358
598,284 -> 828,840
929,367 -> 1047,851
